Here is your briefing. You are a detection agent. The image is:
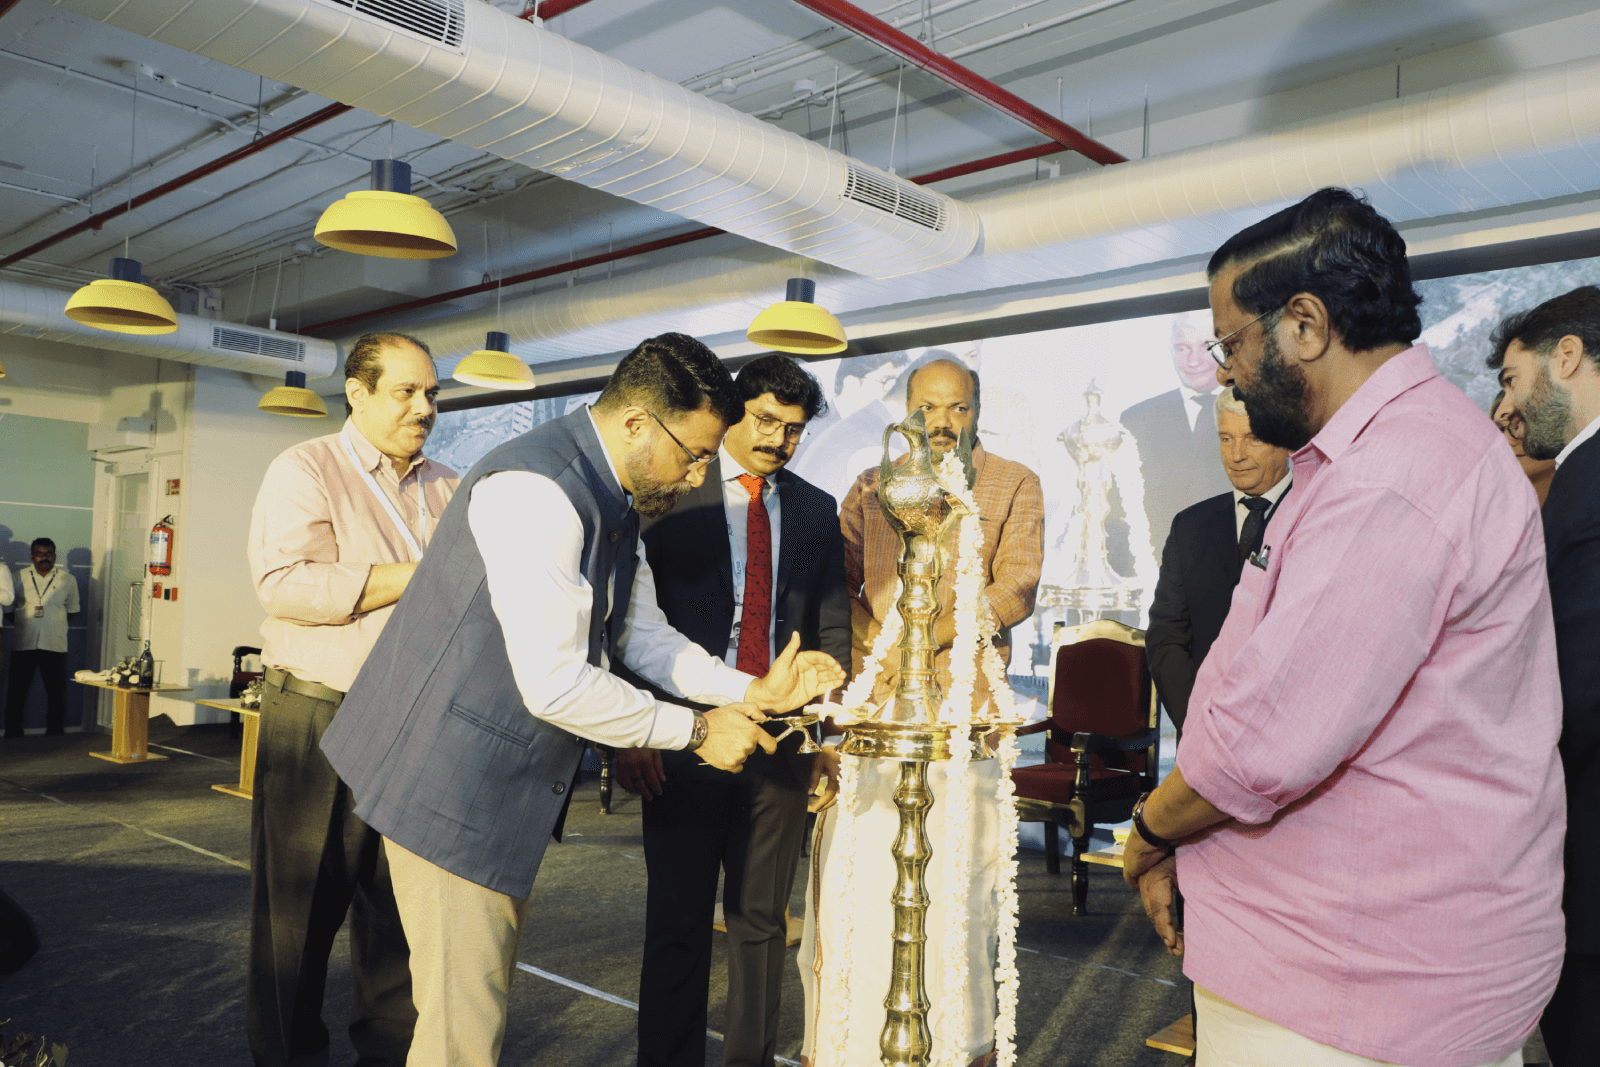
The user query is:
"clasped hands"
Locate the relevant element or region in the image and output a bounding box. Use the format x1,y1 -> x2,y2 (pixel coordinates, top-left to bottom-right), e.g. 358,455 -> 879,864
618,633 -> 845,792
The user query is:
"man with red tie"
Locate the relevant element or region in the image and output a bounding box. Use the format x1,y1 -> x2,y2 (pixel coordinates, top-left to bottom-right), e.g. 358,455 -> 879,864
617,354 -> 851,1067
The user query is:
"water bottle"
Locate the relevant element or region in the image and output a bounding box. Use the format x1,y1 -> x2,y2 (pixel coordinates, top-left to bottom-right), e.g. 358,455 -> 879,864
137,641 -> 155,689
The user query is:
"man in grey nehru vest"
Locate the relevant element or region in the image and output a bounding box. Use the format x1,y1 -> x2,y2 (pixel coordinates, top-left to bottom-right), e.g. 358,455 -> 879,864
322,332 -> 845,1067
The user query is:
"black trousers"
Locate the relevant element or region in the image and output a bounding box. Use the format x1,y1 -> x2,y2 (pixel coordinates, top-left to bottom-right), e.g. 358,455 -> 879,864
638,743 -> 810,1067
4,649 -> 68,737
1541,950 -> 1600,1067
246,673 -> 416,1067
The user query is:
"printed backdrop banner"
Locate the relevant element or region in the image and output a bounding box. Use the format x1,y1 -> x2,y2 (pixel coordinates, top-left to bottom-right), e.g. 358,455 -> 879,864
429,254 -> 1600,688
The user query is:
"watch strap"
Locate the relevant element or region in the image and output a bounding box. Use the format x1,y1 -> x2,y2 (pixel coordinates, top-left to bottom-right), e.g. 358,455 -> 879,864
685,712 -> 709,751
1132,791 -> 1178,852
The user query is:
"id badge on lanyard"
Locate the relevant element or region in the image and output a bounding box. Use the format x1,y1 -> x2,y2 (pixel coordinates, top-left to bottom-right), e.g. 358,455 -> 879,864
340,428 -> 428,560
30,571 -> 53,618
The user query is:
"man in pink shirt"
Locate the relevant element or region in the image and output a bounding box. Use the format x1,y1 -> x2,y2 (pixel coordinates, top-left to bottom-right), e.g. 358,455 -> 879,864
1122,188 -> 1565,1067
245,332 -> 459,1067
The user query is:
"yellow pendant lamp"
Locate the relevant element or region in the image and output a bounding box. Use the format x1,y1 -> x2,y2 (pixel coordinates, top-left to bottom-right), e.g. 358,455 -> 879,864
315,160 -> 457,260
747,277 -> 847,355
259,370 -> 329,418
454,331 -> 536,390
65,257 -> 179,335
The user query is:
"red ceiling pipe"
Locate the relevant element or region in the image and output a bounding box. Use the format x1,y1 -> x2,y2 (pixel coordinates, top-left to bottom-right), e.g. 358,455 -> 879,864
305,140 -> 1071,335
305,225 -> 725,334
910,141 -> 1067,185
0,102 -> 353,273
788,0 -> 1125,166
519,0 -> 598,20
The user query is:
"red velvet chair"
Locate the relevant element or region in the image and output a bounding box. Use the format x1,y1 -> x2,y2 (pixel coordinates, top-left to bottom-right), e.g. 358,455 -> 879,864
1012,619 -> 1159,915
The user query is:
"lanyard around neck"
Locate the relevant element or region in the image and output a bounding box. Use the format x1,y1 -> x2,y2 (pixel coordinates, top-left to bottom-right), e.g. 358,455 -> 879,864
29,569 -> 55,601
340,427 -> 428,561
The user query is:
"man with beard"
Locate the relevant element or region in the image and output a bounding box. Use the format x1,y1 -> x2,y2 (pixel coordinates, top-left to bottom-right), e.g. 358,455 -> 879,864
799,357 -> 1043,1067
1489,286 -> 1600,1065
246,332 -> 456,1067
321,333 -> 844,1066
616,354 -> 849,1067
4,538 -> 80,737
1121,188 -> 1564,1066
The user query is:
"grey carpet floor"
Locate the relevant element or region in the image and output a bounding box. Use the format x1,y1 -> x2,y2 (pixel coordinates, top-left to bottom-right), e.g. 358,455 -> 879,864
0,722 -> 1195,1066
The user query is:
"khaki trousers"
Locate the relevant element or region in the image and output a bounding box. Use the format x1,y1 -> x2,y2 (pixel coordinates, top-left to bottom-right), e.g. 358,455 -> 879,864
1195,985 -> 1521,1067
384,838 -> 530,1067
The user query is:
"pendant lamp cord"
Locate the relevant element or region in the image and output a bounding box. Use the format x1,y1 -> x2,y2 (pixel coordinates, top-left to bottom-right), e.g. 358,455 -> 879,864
125,73 -> 137,261
886,63 -> 904,174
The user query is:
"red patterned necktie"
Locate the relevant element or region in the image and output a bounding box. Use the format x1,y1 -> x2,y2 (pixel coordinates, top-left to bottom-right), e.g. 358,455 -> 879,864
736,473 -> 772,676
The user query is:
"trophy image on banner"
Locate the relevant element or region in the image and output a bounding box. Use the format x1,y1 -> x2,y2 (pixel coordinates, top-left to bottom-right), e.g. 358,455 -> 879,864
809,408 -> 1027,1067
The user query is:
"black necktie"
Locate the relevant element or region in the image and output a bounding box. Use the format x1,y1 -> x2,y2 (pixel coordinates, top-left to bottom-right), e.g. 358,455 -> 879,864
1239,496 -> 1272,562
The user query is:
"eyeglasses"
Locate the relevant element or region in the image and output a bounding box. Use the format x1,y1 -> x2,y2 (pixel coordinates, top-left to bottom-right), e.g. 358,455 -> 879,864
748,409 -> 808,442
1496,409 -> 1528,442
1206,306 -> 1283,369
647,410 -> 713,472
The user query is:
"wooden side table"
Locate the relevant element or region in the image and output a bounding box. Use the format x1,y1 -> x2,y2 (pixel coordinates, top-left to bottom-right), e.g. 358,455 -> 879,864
74,680 -> 194,764
196,698 -> 260,799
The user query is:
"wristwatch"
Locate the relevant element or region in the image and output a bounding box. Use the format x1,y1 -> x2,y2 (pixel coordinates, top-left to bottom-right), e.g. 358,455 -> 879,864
685,712 -> 709,751
1132,791 -> 1178,852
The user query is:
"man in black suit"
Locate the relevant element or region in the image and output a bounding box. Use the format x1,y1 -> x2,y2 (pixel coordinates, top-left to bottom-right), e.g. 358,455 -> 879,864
617,354 -> 850,1067
1146,386 -> 1291,736
1121,314 -> 1235,559
1490,287 -> 1600,1066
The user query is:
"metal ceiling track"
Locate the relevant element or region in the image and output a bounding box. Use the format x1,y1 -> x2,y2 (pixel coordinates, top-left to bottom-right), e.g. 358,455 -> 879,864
789,0 -> 1126,165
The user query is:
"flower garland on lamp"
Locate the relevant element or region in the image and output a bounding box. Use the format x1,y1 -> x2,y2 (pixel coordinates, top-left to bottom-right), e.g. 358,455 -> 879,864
823,750 -> 863,1067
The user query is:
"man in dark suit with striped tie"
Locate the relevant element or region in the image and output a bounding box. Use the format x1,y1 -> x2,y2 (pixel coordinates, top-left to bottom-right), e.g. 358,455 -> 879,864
615,354 -> 851,1067
1146,386 -> 1292,737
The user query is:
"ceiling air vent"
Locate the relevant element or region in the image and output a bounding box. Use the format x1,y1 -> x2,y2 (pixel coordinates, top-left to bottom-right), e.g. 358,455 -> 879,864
325,0 -> 466,47
842,164 -> 947,232
212,326 -> 306,362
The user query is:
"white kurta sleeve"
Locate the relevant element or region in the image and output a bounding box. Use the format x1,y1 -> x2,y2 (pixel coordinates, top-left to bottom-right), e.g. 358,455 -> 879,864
468,470 -> 750,750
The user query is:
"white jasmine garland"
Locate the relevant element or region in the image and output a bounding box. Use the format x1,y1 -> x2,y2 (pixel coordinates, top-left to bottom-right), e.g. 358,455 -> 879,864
992,727 -> 1023,1067
840,578 -> 904,713
822,750 -> 862,1067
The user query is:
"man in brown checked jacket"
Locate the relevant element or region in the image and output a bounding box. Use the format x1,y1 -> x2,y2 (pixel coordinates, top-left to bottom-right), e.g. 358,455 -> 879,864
839,358 -> 1045,700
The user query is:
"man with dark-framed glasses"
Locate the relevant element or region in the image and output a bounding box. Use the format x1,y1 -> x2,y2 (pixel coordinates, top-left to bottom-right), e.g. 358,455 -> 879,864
617,353 -> 850,1067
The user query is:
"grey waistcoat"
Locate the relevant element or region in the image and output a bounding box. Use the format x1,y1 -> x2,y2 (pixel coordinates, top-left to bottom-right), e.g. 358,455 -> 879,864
321,408 -> 638,898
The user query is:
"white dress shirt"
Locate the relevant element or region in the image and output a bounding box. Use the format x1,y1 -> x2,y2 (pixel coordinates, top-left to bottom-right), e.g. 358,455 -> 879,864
1555,412 -> 1600,468
0,565 -> 12,610
13,565 -> 80,653
465,412 -> 756,751
1181,385 -> 1219,431
719,445 -> 781,668
1232,471 -> 1293,539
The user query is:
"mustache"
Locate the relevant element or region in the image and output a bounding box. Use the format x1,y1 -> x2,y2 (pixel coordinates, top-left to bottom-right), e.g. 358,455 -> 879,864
752,444 -> 789,459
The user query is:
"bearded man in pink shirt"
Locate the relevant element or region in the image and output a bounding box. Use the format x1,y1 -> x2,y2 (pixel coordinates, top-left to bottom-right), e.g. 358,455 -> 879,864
1121,188 -> 1565,1067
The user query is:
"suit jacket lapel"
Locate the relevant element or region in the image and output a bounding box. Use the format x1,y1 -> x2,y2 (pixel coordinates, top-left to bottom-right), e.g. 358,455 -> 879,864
698,455 -> 734,598
774,469 -> 796,603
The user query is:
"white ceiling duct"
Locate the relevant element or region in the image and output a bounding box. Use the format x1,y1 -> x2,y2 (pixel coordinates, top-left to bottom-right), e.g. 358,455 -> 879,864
388,54 -> 1600,369
972,55 -> 1600,279
0,277 -> 339,378
57,0 -> 980,280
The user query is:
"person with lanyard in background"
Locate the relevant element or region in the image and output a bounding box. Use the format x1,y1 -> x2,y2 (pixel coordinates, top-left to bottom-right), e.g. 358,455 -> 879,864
244,332 -> 458,1067
4,538 -> 80,738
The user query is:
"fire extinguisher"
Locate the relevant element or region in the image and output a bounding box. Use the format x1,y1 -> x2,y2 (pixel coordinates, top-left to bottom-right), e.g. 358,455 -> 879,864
149,515 -> 174,577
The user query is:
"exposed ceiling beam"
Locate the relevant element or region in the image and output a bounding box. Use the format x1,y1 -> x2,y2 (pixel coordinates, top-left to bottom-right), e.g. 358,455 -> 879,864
0,102 -> 352,273
789,0 -> 1126,165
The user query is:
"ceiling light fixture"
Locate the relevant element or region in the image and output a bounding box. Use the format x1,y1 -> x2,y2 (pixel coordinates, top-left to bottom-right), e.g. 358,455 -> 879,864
747,277 -> 847,354
65,65 -> 178,335
65,257 -> 179,334
258,370 -> 329,418
454,330 -> 536,390
315,160 -> 457,260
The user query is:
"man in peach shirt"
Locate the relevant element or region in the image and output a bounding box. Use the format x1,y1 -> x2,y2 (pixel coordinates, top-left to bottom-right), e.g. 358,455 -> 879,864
245,332 -> 458,1067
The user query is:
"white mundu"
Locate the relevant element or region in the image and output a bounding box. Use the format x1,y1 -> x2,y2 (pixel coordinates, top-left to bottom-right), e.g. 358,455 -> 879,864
799,757 -> 1001,1067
